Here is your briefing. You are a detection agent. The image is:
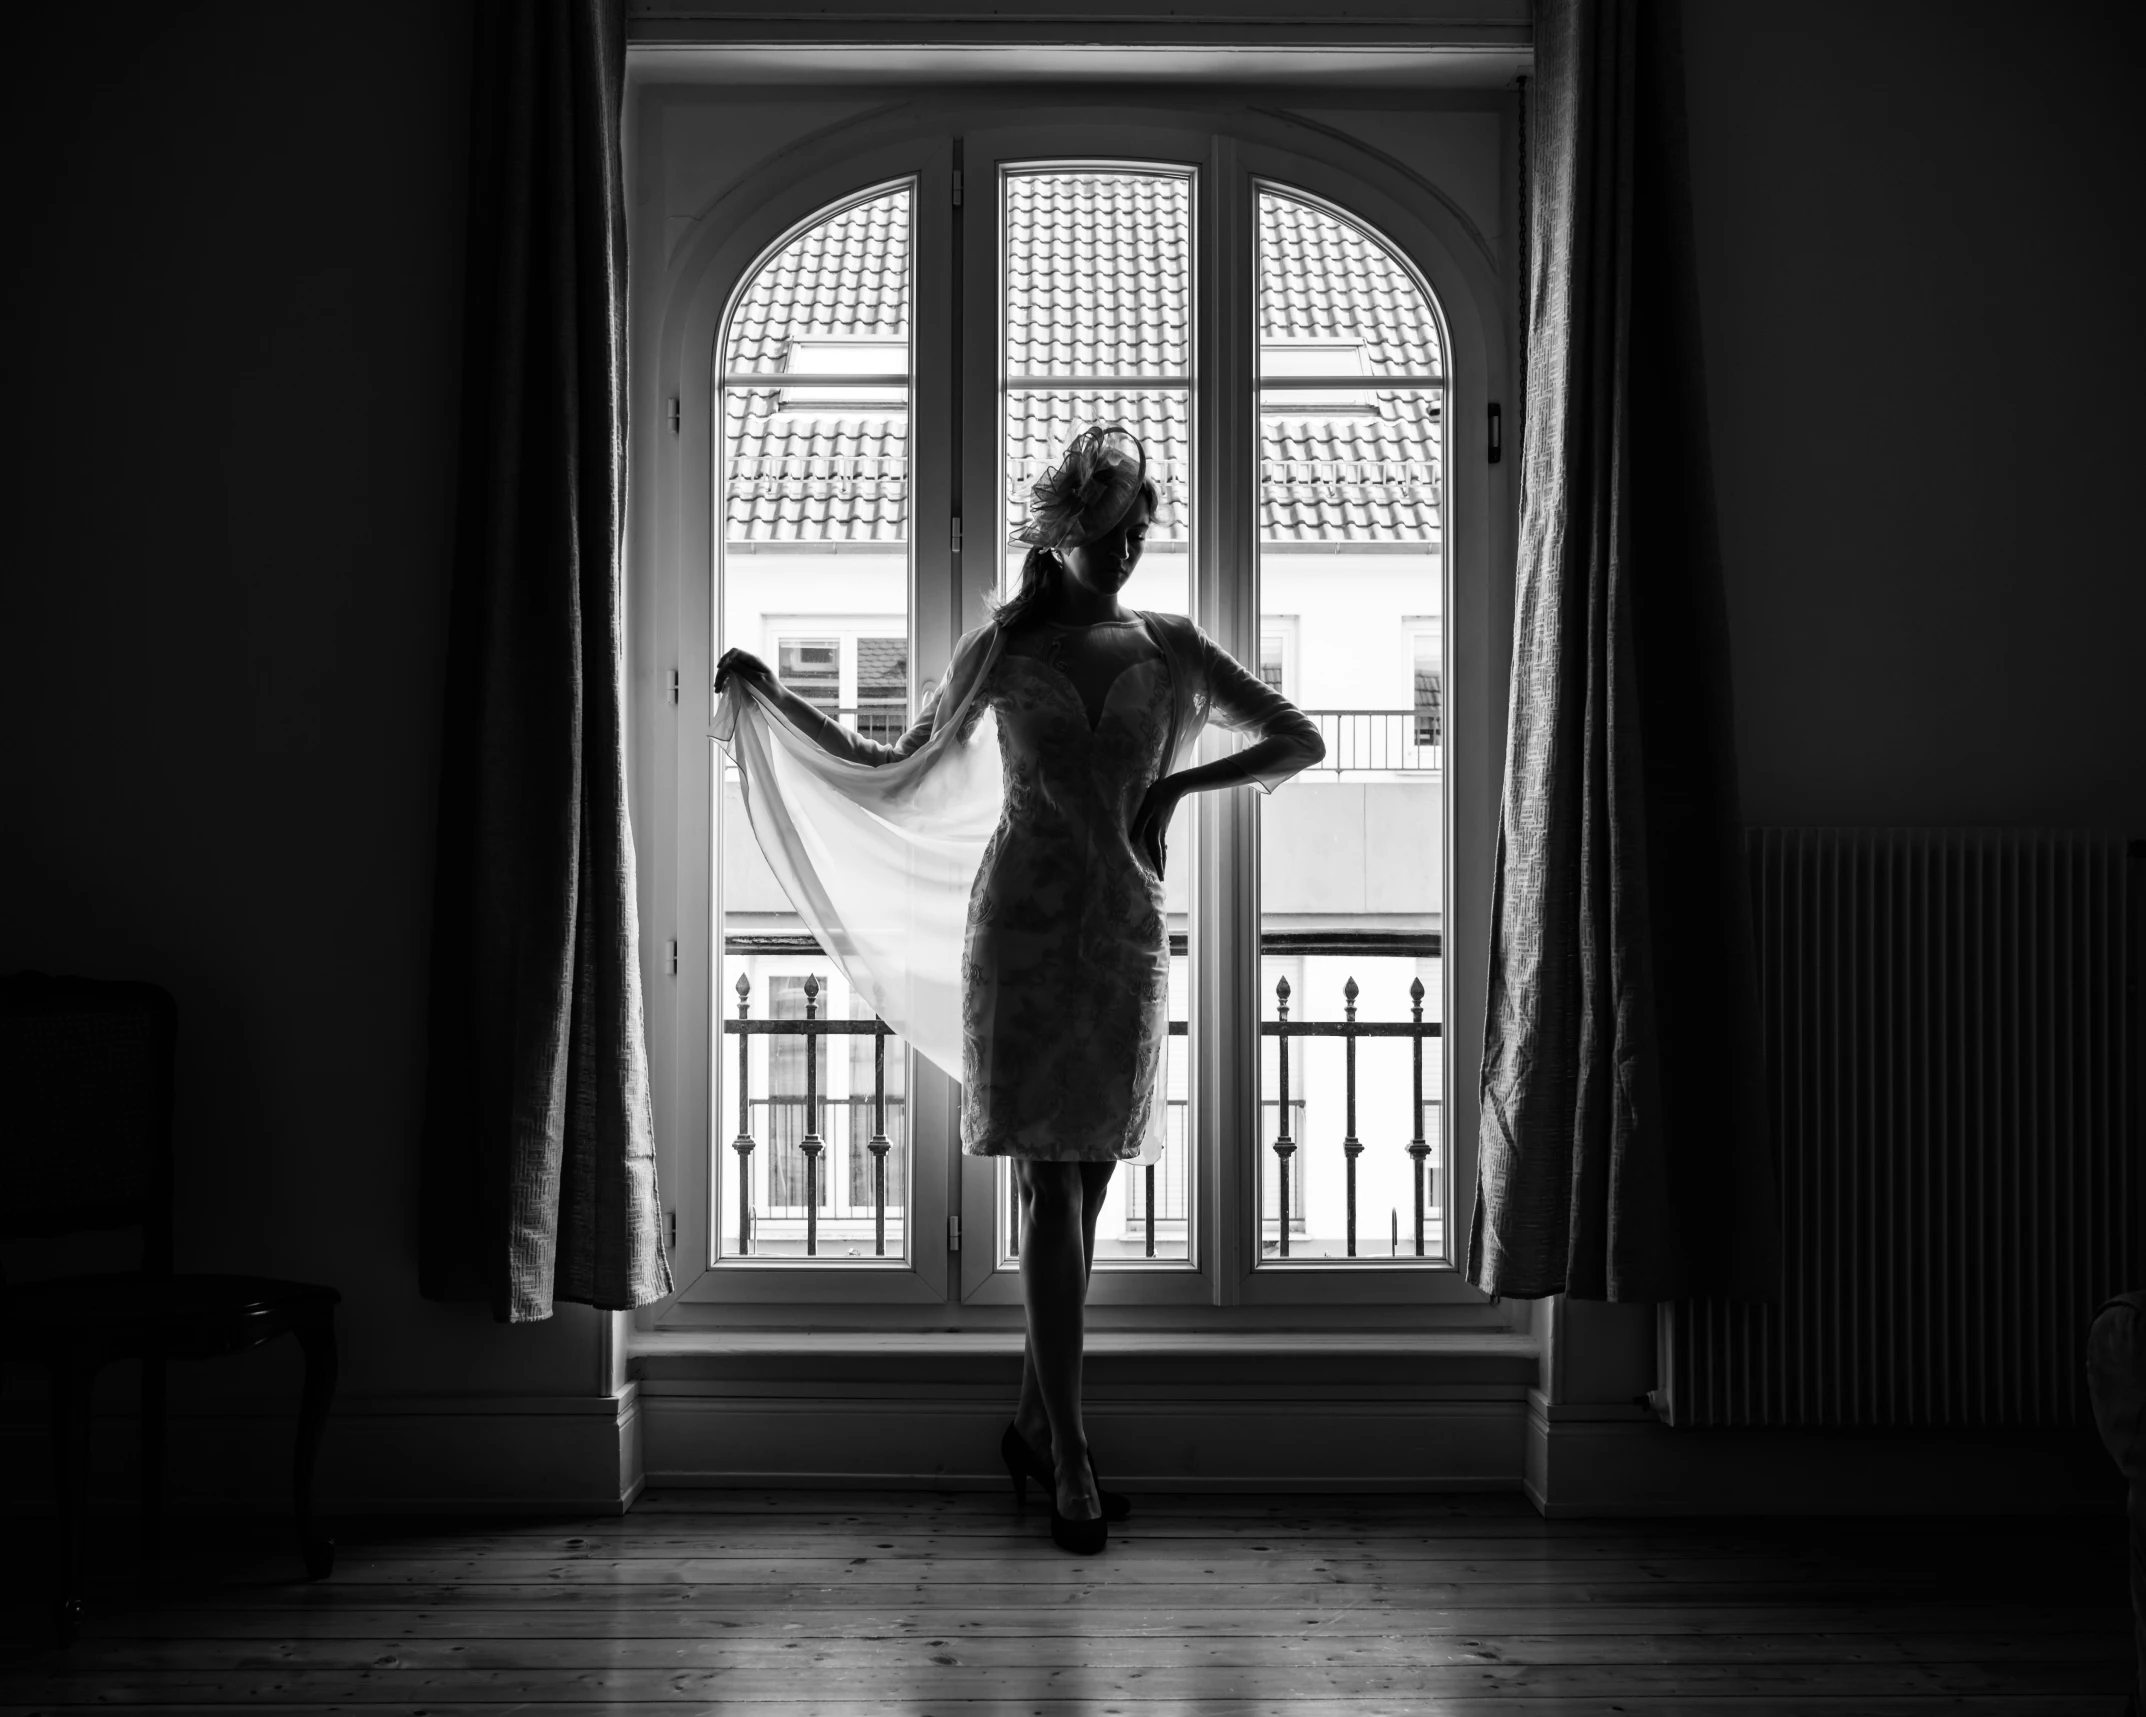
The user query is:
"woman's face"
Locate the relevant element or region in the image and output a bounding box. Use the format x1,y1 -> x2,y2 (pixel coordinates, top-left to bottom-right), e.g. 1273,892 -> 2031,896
1060,499 -> 1152,598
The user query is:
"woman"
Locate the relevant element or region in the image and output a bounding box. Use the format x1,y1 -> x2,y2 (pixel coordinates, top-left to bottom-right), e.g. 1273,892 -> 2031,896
716,427 -> 1324,1552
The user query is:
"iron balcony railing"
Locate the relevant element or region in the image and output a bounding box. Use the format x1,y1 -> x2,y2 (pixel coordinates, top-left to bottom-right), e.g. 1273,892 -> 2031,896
1256,974 -> 1442,1258
750,1096 -> 907,1215
789,706 -> 1439,772
724,974 -> 899,1258
724,971 -> 1442,1261
1301,710 -> 1441,773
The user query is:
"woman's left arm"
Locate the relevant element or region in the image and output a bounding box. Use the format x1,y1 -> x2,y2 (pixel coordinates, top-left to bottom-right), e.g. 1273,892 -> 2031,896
1131,631 -> 1326,874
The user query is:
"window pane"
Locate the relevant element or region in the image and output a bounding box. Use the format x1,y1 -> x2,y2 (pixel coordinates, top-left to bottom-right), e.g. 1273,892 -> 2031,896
717,961 -> 911,1261
1259,190 -> 1443,379
776,638 -> 840,719
717,186 -> 914,1266
855,637 -> 909,745
725,189 -> 910,377
1006,170 -> 1188,378
1412,630 -> 1443,748
1255,194 -> 1447,1265
765,976 -> 831,1214
994,164 -> 1196,1267
998,949 -> 1192,1269
723,389 -> 909,544
1004,387 -> 1189,619
847,995 -> 907,1215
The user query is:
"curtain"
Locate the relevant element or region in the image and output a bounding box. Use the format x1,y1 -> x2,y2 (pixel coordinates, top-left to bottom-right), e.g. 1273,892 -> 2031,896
1469,0 -> 1779,1302
419,0 -> 670,1323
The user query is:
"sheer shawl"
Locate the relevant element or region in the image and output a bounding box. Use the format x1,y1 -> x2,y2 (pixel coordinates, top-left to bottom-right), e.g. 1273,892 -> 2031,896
713,612 -> 1320,1080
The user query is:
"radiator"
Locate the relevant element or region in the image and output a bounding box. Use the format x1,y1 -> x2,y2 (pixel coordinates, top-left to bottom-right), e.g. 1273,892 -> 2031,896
1661,829 -> 2141,1430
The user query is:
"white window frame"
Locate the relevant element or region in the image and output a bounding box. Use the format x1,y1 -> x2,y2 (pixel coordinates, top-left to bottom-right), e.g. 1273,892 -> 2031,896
626,93 -> 1515,1331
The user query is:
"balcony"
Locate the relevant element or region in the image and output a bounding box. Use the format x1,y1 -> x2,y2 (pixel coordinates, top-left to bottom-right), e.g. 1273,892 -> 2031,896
722,969 -> 1442,1265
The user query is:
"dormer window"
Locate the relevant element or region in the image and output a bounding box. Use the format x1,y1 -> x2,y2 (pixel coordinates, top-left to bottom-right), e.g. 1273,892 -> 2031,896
1259,337 -> 1372,414
779,335 -> 909,411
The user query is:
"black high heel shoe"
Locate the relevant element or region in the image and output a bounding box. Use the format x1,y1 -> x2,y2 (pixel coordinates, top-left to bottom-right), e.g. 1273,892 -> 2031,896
1000,1422 -> 1131,1521
1049,1493 -> 1108,1555
1086,1452 -> 1132,1523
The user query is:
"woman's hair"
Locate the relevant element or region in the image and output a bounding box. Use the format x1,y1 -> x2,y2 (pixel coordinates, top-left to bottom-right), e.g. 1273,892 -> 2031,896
991,477 -> 1159,632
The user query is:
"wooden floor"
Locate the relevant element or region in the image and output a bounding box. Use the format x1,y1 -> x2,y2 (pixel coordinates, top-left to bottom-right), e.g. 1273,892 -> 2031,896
0,1489 -> 2133,1714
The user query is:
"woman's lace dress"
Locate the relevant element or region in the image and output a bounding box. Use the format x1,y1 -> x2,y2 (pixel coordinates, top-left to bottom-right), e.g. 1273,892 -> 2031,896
714,610 -> 1324,1166
962,618 -> 1176,1161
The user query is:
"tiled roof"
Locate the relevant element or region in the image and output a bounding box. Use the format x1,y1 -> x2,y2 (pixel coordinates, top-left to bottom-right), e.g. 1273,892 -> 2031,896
1261,394 -> 1443,542
723,394 -> 909,543
1006,390 -> 1190,540
1006,173 -> 1189,378
722,177 -> 1442,544
1259,190 -> 1442,377
725,190 -> 910,374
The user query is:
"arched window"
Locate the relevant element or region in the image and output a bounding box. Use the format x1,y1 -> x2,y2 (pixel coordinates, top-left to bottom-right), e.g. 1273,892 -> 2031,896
1251,187 -> 1447,1266
716,184 -> 917,1264
692,123 -> 1472,1311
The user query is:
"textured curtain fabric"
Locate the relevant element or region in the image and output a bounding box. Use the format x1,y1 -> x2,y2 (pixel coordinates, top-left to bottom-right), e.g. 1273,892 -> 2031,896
419,0 -> 670,1323
1469,0 -> 1779,1301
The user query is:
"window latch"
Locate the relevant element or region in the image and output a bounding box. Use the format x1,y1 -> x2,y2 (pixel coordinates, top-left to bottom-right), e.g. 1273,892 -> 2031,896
948,1214 -> 961,1253
951,516 -> 963,557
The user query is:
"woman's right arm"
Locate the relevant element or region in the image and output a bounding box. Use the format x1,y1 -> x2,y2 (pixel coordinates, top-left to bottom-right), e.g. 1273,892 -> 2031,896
717,640 -> 967,768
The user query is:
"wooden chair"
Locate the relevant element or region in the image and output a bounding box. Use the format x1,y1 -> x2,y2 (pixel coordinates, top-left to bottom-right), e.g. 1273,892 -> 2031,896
0,972 -> 340,1645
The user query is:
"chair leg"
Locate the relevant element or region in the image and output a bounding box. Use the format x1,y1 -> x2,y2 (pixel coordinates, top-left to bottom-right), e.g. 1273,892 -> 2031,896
140,1351 -> 166,1579
292,1306 -> 337,1580
48,1356 -> 97,1647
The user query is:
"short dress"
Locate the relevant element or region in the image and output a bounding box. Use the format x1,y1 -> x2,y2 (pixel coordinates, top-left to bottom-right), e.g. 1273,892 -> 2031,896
715,609 -> 1324,1166
960,618 -> 1179,1161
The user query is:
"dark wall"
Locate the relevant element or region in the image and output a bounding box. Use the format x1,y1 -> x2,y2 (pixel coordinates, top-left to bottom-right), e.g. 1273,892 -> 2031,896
1683,0 -> 2146,831
1,1 -> 2137,1419
0,1 -> 604,1397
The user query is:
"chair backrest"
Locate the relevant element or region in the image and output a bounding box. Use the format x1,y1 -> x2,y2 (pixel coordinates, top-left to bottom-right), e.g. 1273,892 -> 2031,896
0,973 -> 174,1272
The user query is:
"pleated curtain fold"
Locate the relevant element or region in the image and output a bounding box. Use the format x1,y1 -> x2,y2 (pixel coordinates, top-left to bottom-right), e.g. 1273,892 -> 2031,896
419,0 -> 671,1322
1470,0 -> 1780,1302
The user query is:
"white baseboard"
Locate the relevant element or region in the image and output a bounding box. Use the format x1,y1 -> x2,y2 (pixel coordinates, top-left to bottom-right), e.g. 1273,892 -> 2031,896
1524,1390 -> 2122,1516
0,1385 -> 645,1517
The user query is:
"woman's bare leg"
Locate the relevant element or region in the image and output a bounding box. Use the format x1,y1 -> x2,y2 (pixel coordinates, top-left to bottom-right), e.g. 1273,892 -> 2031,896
1014,1161 -> 1101,1519
1013,1163 -> 1116,1464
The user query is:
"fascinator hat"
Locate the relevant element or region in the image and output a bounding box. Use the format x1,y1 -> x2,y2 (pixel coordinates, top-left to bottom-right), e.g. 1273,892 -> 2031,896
1013,425 -> 1148,551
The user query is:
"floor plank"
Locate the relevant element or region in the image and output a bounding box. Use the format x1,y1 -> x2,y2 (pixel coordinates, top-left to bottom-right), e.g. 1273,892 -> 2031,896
0,1491 -> 2128,1715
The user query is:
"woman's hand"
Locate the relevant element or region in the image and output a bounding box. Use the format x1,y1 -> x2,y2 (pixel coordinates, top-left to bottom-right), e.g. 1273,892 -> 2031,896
1130,776 -> 1183,879
716,648 -> 775,697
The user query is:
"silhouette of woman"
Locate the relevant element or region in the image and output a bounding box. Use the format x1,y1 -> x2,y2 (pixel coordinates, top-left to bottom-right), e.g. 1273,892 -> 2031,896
717,427 -> 1324,1552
